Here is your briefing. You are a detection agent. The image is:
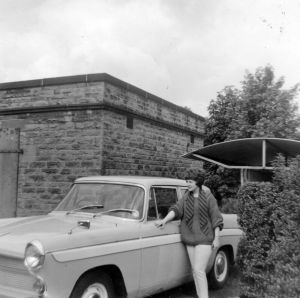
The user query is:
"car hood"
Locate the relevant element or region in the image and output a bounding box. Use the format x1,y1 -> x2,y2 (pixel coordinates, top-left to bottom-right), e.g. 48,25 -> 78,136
0,212 -> 140,258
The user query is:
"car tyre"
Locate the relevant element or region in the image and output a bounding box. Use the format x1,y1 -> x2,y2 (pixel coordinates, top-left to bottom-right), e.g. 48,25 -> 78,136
208,248 -> 229,289
70,271 -> 115,298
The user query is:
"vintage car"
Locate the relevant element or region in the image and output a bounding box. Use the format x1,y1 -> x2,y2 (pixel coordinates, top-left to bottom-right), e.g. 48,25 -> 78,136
0,176 -> 243,298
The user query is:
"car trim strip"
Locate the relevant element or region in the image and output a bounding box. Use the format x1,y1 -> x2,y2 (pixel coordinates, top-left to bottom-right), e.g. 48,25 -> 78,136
52,234 -> 181,262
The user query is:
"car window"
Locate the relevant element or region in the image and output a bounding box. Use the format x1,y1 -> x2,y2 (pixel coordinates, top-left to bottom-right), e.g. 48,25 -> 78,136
148,187 -> 178,220
179,187 -> 188,199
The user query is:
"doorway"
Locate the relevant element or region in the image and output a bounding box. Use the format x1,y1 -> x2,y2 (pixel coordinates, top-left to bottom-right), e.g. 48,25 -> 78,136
0,128 -> 20,218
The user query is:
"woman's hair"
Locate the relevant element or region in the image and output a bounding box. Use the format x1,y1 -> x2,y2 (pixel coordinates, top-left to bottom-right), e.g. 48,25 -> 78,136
184,168 -> 206,188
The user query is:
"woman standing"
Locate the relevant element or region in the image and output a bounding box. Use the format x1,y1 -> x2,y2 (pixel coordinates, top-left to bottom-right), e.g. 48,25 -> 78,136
155,169 -> 223,298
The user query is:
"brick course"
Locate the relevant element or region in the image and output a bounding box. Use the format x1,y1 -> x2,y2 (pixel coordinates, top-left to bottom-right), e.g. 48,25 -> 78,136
0,73 -> 204,216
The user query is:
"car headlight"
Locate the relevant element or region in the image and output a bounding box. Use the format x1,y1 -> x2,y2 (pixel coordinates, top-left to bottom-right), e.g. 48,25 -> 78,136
24,240 -> 45,272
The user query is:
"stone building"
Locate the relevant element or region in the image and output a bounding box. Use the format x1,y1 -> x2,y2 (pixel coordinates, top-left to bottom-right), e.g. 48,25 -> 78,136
0,73 -> 204,218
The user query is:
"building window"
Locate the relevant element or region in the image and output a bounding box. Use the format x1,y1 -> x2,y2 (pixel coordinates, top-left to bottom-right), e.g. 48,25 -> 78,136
190,134 -> 195,144
127,116 -> 133,129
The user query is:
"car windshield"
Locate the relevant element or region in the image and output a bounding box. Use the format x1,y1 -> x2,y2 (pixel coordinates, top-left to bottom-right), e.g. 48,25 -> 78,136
54,183 -> 145,220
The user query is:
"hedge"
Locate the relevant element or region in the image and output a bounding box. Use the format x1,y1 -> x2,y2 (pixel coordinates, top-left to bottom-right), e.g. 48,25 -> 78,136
237,182 -> 278,298
237,155 -> 300,298
266,156 -> 300,297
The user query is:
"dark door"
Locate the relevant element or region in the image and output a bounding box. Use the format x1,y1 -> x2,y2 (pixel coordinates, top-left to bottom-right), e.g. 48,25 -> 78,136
0,128 -> 20,218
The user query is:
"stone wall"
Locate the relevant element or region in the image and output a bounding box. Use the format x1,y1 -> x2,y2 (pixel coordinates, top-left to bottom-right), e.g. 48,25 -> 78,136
102,110 -> 203,176
0,73 -> 204,216
103,82 -> 203,132
15,110 -> 104,216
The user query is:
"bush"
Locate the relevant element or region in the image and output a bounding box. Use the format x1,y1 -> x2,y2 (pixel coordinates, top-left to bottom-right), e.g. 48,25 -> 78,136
237,182 -> 278,298
204,166 -> 240,213
264,156 -> 300,298
237,156 -> 300,298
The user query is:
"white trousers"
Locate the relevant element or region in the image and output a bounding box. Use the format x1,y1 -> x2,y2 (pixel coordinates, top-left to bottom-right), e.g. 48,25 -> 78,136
186,244 -> 212,298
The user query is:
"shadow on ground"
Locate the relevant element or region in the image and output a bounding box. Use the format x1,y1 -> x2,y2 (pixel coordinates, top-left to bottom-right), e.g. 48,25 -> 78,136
151,265 -> 240,298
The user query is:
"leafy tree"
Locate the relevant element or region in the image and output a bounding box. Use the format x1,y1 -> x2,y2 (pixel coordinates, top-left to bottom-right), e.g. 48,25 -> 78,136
206,65 -> 300,143
204,65 -> 300,212
228,66 -> 300,139
205,86 -> 241,145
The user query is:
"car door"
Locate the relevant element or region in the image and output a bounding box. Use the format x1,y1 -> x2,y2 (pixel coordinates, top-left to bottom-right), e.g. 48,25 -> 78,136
138,186 -> 191,297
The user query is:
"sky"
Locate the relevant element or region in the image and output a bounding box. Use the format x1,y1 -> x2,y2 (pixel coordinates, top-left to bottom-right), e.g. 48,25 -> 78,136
1,0 -> 300,117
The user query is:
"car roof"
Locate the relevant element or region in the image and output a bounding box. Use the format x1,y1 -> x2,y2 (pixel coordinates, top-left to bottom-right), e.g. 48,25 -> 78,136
75,175 -> 187,187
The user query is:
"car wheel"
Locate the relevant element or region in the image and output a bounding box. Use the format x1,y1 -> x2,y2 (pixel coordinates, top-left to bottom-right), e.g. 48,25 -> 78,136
70,271 -> 115,298
208,248 -> 229,289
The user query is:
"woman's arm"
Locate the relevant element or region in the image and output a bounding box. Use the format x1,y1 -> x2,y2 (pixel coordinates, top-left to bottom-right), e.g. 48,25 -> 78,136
205,189 -> 223,249
155,194 -> 185,228
212,226 -> 220,249
207,191 -> 224,231
155,210 -> 176,228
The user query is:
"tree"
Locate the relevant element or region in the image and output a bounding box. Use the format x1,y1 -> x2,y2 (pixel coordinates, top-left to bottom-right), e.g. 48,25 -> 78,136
204,65 -> 300,212
205,86 -> 241,145
228,65 -> 300,139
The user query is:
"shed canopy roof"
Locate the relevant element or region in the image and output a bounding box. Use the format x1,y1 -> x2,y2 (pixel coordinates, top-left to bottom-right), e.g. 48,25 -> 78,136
182,138 -> 300,169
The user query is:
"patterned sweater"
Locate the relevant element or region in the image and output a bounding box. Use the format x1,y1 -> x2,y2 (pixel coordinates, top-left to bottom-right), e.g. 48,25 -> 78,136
169,186 -> 223,246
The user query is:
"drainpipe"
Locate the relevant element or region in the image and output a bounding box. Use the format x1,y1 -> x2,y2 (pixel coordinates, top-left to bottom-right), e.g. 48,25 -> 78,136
14,128 -> 22,217
262,139 -> 266,169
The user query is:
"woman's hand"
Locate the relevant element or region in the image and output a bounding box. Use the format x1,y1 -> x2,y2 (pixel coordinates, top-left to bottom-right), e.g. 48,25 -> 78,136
154,211 -> 175,229
212,237 -> 220,250
154,219 -> 165,229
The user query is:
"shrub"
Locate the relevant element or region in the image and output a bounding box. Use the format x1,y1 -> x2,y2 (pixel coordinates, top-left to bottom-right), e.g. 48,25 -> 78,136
264,156 -> 300,298
204,166 -> 240,213
237,155 -> 300,298
236,182 -> 278,298
219,195 -> 239,213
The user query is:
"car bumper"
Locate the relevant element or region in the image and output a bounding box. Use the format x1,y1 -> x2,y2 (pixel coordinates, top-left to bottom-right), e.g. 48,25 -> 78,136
0,284 -> 38,298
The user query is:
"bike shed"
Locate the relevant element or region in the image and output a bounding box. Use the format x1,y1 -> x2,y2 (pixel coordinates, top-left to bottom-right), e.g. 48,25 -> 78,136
182,138 -> 300,185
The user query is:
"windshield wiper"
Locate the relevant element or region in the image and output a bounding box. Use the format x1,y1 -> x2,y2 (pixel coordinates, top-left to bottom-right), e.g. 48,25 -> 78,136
66,204 -> 104,215
96,208 -> 140,218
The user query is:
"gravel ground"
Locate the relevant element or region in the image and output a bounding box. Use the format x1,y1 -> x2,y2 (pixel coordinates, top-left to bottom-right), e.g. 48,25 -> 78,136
151,265 -> 240,298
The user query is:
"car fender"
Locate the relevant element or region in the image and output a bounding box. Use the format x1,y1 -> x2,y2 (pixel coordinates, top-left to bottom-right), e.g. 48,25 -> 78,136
49,238 -> 142,297
206,228 -> 243,272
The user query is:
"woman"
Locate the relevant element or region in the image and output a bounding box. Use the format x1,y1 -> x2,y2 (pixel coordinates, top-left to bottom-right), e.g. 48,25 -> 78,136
155,169 -> 223,298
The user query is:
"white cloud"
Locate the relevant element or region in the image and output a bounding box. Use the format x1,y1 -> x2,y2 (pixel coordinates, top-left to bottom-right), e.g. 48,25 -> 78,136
0,0 -> 300,117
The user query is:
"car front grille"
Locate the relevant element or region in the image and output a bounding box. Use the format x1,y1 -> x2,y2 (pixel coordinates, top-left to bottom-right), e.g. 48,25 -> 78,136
0,255 -> 34,291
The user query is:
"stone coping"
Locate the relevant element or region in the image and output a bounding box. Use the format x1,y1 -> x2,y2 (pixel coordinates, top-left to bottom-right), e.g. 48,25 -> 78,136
0,73 -> 205,121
